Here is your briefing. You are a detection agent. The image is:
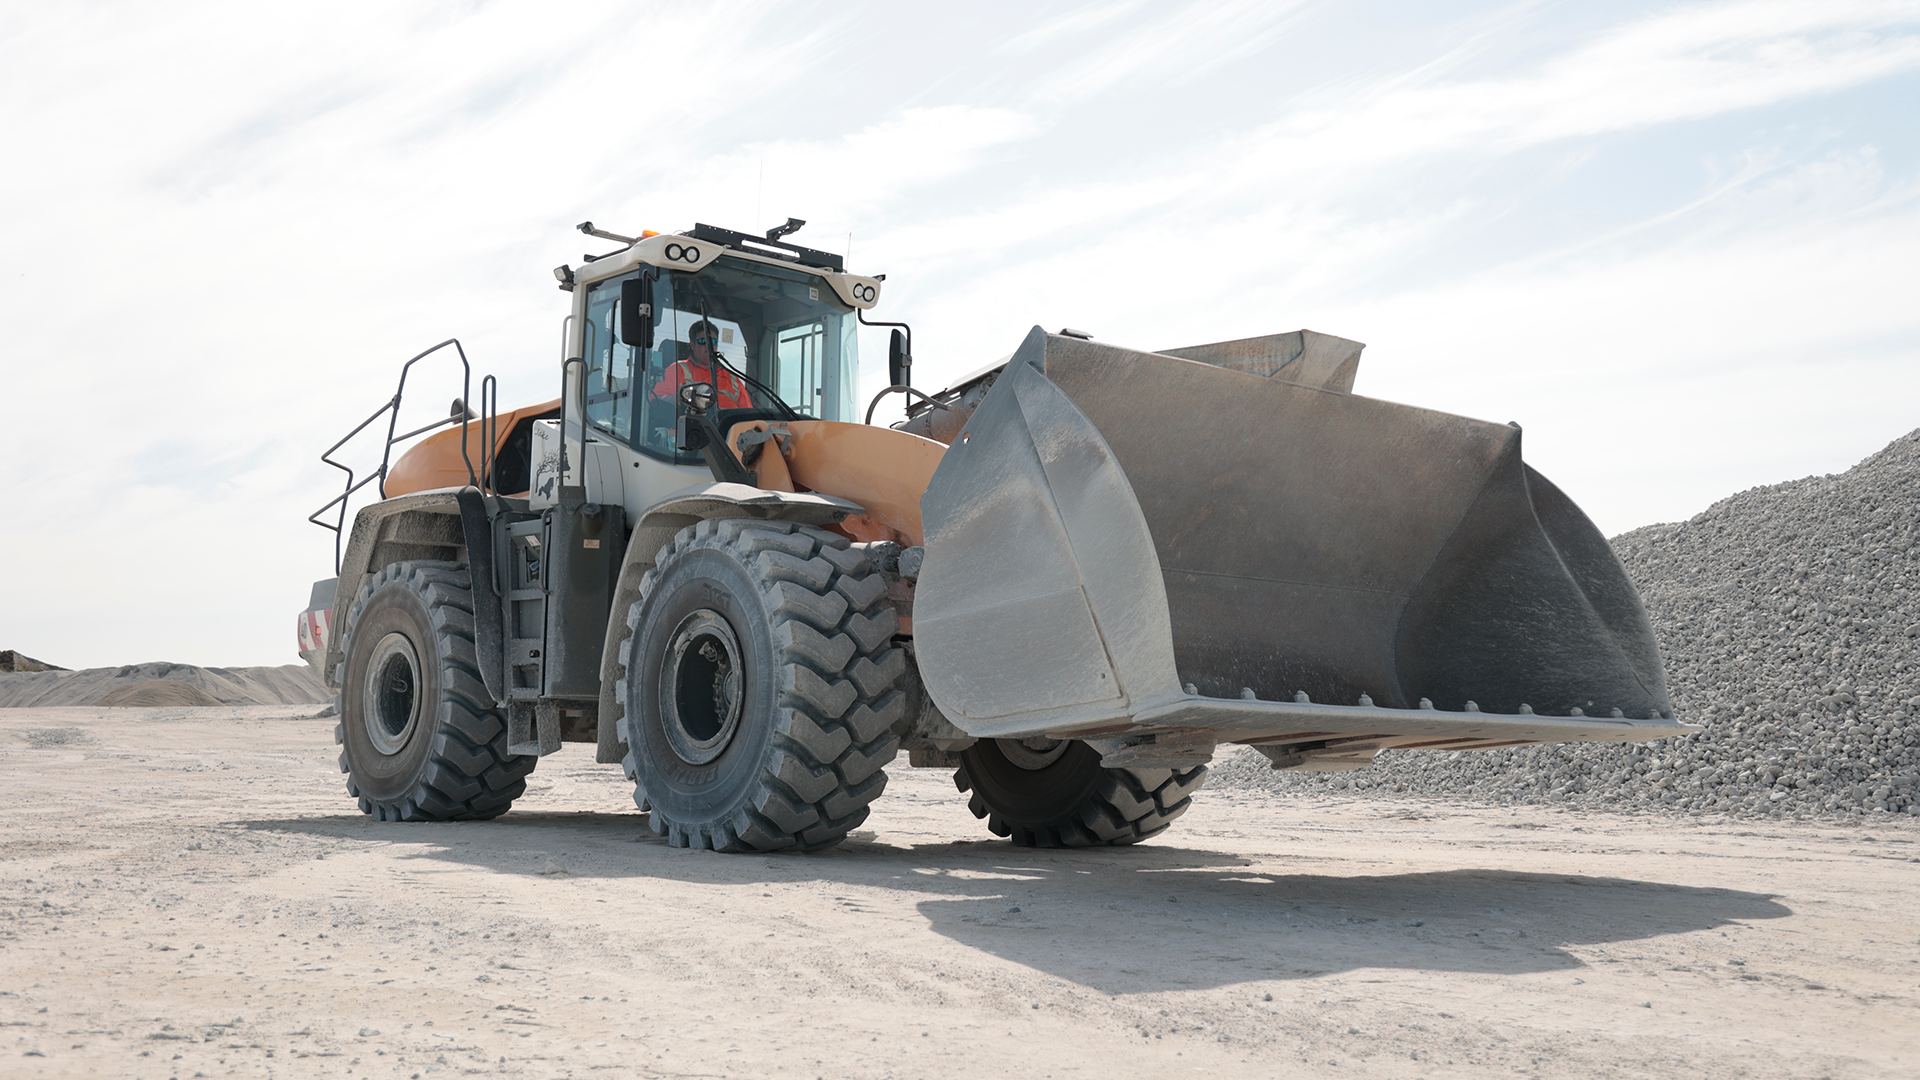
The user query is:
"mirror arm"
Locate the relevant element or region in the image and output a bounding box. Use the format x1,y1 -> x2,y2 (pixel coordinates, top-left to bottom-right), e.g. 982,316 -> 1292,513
864,385 -> 955,427
856,309 -> 912,386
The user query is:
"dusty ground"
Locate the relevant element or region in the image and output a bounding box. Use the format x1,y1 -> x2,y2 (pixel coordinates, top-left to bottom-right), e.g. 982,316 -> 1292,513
2,708 -> 1917,1079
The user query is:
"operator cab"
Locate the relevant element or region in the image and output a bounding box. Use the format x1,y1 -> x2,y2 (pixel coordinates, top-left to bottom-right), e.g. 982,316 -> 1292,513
577,253 -> 860,464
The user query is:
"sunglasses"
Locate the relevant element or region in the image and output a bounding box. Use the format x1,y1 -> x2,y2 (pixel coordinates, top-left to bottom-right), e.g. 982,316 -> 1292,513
692,336 -> 719,346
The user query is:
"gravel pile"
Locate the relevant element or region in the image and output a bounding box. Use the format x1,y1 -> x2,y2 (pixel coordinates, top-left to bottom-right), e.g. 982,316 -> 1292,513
94,679 -> 227,707
1210,428 -> 1920,822
0,661 -> 329,708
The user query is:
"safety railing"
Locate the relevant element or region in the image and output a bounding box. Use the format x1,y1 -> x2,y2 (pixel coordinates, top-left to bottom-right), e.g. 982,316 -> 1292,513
309,339 -> 492,574
479,373 -> 499,502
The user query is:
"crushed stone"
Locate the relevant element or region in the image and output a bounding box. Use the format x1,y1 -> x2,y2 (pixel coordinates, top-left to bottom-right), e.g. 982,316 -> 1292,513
0,661 -> 328,708
95,679 -> 226,707
1209,427 -> 1920,823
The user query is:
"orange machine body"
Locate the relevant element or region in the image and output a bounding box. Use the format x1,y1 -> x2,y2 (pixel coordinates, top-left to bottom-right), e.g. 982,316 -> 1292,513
385,398 -> 562,498
386,404 -> 945,549
729,420 -> 946,547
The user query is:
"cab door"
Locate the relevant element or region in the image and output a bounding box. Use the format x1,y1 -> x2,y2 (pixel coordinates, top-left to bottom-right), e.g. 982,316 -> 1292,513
576,270 -> 717,522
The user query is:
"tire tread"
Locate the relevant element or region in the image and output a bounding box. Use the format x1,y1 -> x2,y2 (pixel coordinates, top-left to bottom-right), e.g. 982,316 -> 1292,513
955,752 -> 1208,848
617,523 -> 904,853
336,560 -> 535,822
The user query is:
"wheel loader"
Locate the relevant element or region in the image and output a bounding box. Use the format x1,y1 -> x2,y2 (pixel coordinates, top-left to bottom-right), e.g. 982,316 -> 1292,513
303,217 -> 1689,852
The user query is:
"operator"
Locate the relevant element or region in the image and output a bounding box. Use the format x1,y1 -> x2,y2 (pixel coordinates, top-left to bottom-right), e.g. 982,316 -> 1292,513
653,319 -> 754,410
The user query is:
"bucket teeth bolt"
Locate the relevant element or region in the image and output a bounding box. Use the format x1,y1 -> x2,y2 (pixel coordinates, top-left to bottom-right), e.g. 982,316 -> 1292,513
1239,687 -> 1257,700
1418,697 -> 1434,710
1518,703 -> 1534,714
1569,707 -> 1584,716
1611,708 -> 1625,718
1182,683 -> 1197,695
1357,693 -> 1373,707
1464,700 -> 1479,712
1295,691 -> 1311,704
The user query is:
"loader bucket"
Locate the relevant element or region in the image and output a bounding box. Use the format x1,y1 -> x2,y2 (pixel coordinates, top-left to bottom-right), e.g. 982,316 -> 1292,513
912,328 -> 1677,748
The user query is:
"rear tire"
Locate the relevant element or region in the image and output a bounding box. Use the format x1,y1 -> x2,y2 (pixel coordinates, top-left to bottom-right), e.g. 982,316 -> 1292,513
616,520 -> 905,852
955,738 -> 1206,847
335,561 -> 534,821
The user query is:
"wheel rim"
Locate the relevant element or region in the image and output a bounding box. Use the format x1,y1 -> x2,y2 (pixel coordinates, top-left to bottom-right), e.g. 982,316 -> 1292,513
996,736 -> 1070,771
362,632 -> 423,756
661,610 -> 745,766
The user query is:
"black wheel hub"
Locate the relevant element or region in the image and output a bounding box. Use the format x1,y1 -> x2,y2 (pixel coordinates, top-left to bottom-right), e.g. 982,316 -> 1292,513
660,610 -> 745,766
362,632 -> 422,756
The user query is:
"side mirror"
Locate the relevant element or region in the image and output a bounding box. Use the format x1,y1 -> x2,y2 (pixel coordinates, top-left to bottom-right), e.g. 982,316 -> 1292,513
618,276 -> 654,348
888,328 -> 910,388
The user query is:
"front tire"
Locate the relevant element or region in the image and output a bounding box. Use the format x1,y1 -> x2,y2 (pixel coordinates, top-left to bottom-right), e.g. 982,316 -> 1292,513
617,520 -> 906,852
335,561 -> 534,821
955,738 -> 1207,847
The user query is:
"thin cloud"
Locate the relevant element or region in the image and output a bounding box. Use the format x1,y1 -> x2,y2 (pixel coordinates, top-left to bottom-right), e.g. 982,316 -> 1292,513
998,1 -> 1148,54
1025,0 -> 1312,101
1261,1 -> 1920,165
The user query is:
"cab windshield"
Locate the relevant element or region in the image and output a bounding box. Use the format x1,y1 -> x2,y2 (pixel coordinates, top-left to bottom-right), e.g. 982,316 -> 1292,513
580,255 -> 858,463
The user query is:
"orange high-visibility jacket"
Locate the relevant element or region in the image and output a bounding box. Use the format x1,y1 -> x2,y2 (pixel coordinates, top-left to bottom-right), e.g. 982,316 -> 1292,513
653,358 -> 754,409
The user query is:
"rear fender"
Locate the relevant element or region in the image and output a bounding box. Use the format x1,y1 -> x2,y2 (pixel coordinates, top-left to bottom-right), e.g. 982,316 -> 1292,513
326,490 -> 467,686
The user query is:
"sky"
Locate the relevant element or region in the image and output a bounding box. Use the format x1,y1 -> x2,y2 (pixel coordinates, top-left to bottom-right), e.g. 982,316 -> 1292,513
2,0 -> 1917,668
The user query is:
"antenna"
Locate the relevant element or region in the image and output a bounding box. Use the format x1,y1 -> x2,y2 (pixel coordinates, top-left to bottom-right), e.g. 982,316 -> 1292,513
577,221 -> 636,244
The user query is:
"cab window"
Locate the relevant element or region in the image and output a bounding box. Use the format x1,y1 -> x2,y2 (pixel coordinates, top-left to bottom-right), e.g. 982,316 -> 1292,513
667,256 -> 858,424
580,279 -> 637,444
585,255 -> 862,465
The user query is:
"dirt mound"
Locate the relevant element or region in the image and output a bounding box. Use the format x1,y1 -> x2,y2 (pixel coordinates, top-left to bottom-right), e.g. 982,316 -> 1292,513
0,662 -> 330,708
1211,427 -> 1920,822
95,679 -> 226,707
0,650 -> 65,673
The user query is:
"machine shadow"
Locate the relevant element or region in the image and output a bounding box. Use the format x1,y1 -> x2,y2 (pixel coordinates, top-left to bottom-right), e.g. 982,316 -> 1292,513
906,862 -> 1789,993
239,810 -> 1790,994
